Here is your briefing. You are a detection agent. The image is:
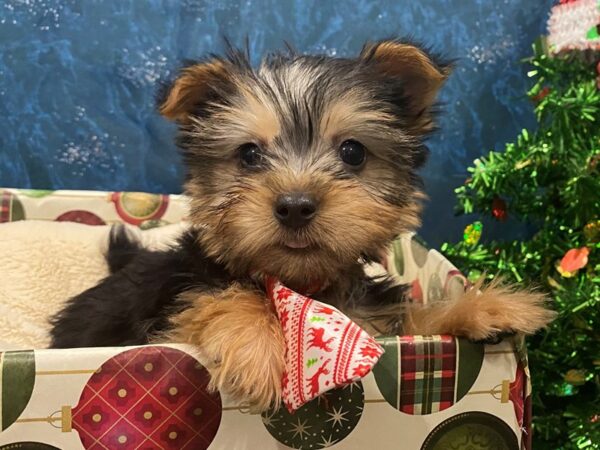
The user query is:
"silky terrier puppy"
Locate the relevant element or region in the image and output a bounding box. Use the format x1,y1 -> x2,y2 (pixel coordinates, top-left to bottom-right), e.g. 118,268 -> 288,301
50,39 -> 554,411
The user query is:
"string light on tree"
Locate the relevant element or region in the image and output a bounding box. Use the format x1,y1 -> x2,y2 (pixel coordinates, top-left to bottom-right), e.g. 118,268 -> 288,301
463,222 -> 483,246
557,247 -> 590,277
491,197 -> 508,221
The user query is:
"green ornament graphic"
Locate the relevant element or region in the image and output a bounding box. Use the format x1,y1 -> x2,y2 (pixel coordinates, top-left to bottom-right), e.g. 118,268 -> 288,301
1,351 -> 36,431
139,219 -> 169,230
0,191 -> 25,222
455,339 -> 485,400
262,382 -> 364,449
421,412 -> 519,450
120,192 -> 162,217
19,190 -> 55,198
586,24 -> 599,40
391,238 -> 405,276
410,235 -> 430,268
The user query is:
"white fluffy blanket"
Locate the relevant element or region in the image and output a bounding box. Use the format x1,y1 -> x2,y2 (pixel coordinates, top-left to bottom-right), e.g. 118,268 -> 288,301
0,221 -> 185,350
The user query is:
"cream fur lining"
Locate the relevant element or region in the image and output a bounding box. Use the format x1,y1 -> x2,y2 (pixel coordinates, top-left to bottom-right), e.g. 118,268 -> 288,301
0,221 -> 185,349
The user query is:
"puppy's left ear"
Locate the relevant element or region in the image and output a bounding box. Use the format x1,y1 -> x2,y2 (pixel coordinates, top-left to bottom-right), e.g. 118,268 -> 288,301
360,39 -> 452,117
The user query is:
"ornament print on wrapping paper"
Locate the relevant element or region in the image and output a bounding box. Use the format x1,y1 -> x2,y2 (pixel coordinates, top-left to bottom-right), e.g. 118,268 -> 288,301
0,347 -> 222,450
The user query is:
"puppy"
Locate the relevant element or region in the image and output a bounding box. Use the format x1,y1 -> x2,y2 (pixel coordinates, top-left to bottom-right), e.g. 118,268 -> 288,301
50,39 -> 554,412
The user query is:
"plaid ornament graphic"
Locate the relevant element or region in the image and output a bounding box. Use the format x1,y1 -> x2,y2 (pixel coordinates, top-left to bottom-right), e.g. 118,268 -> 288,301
265,277 -> 384,413
373,335 -> 483,415
397,335 -> 457,414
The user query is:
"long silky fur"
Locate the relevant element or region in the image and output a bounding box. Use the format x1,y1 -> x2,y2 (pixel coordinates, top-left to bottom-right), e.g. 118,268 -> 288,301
162,285 -> 286,412
401,278 -> 557,340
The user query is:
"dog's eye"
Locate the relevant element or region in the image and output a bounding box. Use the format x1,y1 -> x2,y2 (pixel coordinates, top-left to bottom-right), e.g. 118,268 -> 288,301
239,143 -> 263,168
339,139 -> 366,168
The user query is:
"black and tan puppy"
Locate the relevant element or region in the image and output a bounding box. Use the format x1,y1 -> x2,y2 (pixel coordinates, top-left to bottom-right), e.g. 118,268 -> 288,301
50,39 -> 554,411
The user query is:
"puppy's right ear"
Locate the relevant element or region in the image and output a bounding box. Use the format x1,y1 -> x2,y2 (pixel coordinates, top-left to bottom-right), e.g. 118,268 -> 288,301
159,59 -> 235,124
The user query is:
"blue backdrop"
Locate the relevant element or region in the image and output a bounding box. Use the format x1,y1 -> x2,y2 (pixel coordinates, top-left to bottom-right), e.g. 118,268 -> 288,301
0,0 -> 554,246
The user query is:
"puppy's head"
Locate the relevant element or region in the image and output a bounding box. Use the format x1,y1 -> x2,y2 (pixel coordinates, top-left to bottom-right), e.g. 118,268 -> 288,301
160,39 -> 450,286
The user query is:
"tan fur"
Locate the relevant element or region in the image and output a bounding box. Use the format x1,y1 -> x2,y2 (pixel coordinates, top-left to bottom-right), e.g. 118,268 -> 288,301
360,41 -> 451,134
401,278 -> 556,340
161,61 -> 281,143
320,90 -> 400,141
191,86 -> 281,148
161,284 -> 285,412
319,91 -> 425,170
236,85 -> 281,143
190,166 -> 422,289
160,60 -> 230,123
362,41 -> 450,111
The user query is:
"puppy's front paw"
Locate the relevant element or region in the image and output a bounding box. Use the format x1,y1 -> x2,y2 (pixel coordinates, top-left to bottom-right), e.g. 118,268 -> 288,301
403,279 -> 556,341
453,282 -> 556,341
204,328 -> 284,412
166,285 -> 285,412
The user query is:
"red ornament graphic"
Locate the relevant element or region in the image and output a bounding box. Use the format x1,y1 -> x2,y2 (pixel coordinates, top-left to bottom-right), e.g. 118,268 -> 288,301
56,210 -> 106,226
509,362 -> 532,449
71,347 -> 221,449
411,279 -> 424,302
509,363 -> 526,427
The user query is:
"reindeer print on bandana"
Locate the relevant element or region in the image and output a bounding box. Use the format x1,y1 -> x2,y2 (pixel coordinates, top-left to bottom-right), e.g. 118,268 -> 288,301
265,277 -> 384,412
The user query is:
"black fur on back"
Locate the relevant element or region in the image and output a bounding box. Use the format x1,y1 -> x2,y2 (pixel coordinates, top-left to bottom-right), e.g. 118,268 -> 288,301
105,225 -> 143,273
49,227 -> 232,348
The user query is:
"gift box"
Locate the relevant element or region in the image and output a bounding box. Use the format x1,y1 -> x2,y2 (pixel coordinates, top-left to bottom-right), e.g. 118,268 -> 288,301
0,188 -> 532,450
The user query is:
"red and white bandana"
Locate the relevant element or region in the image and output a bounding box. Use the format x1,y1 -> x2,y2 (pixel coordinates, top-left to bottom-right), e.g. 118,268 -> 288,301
265,276 -> 384,413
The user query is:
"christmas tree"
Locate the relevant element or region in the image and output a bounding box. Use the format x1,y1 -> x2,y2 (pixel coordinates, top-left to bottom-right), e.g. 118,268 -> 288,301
441,2 -> 600,449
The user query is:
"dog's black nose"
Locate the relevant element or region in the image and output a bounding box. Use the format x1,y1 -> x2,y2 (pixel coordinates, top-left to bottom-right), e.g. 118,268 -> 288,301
274,193 -> 317,229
